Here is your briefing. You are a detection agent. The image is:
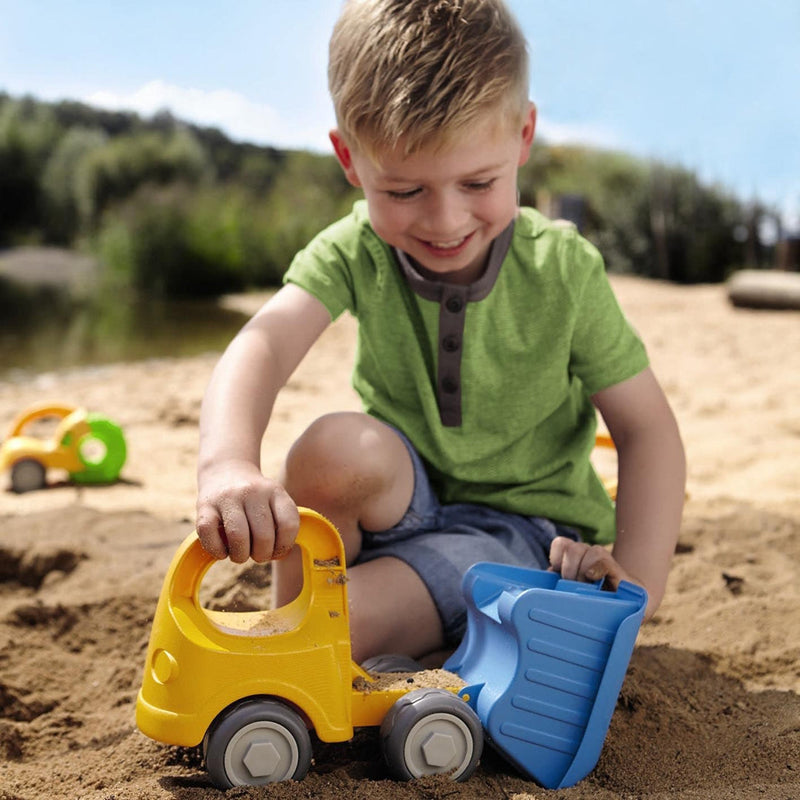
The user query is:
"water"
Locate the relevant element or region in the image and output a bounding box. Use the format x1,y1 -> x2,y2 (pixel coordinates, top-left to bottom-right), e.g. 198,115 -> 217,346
0,287 -> 253,381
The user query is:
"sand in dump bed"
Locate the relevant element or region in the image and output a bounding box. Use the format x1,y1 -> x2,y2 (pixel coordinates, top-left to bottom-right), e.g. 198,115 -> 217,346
0,275 -> 799,799
353,670 -> 465,694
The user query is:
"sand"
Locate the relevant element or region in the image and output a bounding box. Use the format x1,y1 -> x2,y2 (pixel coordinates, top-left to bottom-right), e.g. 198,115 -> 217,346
0,274 -> 798,799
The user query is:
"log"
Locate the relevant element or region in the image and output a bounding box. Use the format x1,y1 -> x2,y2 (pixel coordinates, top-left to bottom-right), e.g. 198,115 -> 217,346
726,269 -> 800,310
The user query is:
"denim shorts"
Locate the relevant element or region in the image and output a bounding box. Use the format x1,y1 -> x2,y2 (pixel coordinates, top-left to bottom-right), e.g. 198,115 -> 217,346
354,429 -> 581,645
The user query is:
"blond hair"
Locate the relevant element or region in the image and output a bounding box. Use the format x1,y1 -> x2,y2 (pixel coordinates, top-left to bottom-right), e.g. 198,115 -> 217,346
328,0 -> 529,158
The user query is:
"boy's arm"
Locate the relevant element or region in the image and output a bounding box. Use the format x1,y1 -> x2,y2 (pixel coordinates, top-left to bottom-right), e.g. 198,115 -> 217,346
550,367 -> 686,620
196,284 -> 332,563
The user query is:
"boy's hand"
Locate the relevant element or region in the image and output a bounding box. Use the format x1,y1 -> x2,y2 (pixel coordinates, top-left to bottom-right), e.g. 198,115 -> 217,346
548,536 -> 637,591
196,460 -> 300,564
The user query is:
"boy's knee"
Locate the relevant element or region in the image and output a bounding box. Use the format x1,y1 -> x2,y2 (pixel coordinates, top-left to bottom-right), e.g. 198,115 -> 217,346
283,412 -> 391,508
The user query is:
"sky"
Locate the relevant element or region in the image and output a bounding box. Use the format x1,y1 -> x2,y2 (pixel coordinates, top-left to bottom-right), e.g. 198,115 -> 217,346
1,0 -> 798,230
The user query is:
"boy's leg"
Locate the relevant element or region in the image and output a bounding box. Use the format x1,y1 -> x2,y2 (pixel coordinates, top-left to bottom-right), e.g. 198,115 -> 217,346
272,412 -> 444,661
345,556 -> 445,664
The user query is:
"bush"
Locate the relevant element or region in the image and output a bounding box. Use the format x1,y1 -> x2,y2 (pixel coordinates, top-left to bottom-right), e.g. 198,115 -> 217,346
94,153 -> 361,297
41,126 -> 108,243
76,127 -> 212,230
96,185 -> 246,297
521,143 -> 752,283
0,93 -> 774,291
0,98 -> 60,243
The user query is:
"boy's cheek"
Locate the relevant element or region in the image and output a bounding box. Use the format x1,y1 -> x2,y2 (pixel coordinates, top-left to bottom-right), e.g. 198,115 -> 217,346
364,205 -> 404,246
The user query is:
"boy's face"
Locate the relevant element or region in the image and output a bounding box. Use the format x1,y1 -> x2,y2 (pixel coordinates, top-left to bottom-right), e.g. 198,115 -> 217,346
331,105 -> 536,284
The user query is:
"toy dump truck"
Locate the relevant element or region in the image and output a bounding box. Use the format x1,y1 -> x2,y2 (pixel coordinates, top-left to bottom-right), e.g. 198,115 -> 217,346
136,509 -> 483,788
137,508 -> 645,789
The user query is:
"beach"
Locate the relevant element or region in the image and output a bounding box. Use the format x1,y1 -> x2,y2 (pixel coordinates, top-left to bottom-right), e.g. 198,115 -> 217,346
1,274 -> 798,799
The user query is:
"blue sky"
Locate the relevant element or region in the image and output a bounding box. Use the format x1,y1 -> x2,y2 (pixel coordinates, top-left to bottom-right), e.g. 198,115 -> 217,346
1,0 -> 798,229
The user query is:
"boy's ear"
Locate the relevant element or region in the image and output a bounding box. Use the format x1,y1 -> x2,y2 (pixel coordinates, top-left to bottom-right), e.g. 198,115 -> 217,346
330,130 -> 362,187
517,103 -> 537,167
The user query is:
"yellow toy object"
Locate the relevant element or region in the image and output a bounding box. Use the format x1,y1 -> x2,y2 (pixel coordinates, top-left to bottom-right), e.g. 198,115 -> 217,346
594,432 -> 618,501
0,403 -> 127,493
136,508 -> 483,788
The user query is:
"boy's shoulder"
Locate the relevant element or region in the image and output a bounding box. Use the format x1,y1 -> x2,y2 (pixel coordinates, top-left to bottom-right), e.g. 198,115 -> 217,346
318,199 -> 374,239
310,200 -> 387,254
515,206 -> 602,271
516,206 -> 580,241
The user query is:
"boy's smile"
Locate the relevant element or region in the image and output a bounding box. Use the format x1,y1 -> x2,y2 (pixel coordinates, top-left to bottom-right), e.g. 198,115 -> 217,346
331,106 -> 536,284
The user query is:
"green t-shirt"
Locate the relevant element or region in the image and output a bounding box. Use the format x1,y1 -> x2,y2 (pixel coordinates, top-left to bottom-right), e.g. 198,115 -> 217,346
284,201 -> 649,543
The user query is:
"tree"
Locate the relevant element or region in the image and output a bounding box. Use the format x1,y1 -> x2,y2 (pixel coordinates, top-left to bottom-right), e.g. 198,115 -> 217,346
0,98 -> 60,243
41,126 -> 108,243
74,127 -> 213,230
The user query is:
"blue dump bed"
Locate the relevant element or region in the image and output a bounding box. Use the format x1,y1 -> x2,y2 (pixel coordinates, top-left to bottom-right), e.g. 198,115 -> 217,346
444,563 -> 647,789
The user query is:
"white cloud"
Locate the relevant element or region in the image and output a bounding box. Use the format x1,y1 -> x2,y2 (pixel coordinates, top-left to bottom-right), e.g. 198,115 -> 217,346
83,79 -> 332,152
536,118 -> 626,152
82,81 -> 627,156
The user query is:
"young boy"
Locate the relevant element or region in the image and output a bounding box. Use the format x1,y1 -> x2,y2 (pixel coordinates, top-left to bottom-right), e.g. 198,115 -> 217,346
196,0 -> 685,665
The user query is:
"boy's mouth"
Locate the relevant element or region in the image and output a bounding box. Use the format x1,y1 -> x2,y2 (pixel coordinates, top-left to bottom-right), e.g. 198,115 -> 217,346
418,232 -> 474,256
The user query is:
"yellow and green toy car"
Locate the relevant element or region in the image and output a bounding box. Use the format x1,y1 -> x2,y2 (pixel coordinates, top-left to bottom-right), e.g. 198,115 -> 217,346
0,403 -> 127,493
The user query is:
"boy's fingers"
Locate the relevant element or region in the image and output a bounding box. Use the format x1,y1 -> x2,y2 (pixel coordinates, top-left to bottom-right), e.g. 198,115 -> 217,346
549,537 -> 585,582
270,490 -> 300,559
548,536 -> 566,573
580,546 -> 617,583
196,506 -> 229,560
549,538 -> 623,586
243,492 -> 276,563
218,501 -> 252,563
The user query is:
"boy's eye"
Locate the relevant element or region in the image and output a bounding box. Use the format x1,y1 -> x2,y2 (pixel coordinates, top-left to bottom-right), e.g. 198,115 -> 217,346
464,179 -> 496,192
386,187 -> 422,200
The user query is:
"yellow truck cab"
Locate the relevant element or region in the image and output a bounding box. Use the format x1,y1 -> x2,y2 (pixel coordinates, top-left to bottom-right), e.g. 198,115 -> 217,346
136,509 -> 483,788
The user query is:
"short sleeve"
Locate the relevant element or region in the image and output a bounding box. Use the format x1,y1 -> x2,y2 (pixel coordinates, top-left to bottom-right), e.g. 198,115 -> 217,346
282,214 -> 361,321
568,238 -> 649,394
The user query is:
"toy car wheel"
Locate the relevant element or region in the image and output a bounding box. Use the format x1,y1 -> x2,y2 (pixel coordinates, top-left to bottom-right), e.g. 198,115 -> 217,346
10,458 -> 46,493
381,688 -> 483,781
68,415 -> 127,485
203,698 -> 313,788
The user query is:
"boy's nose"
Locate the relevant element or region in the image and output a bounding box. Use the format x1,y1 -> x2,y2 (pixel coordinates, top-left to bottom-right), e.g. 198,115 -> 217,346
422,191 -> 468,238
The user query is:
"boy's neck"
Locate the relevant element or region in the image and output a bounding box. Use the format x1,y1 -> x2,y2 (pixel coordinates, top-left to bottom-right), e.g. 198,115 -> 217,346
401,219 -> 517,287
411,256 -> 488,286
395,220 -> 514,298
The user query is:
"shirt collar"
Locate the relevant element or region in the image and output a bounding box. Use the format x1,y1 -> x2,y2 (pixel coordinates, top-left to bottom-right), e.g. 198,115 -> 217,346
393,219 -> 514,302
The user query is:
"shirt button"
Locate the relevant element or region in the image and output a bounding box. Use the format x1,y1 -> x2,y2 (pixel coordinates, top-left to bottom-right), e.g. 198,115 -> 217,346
445,295 -> 464,313
442,335 -> 461,353
442,376 -> 459,394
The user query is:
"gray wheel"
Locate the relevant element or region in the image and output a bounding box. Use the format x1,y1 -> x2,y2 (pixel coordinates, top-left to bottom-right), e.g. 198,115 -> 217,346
11,458 -> 46,493
380,688 -> 483,781
203,698 -> 312,788
362,654 -> 423,674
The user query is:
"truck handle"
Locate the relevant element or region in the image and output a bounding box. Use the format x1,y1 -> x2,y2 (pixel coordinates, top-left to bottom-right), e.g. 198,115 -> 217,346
167,508 -> 347,612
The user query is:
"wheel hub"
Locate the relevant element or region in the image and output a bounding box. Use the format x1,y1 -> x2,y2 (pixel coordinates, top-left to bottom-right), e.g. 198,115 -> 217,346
241,741 -> 282,778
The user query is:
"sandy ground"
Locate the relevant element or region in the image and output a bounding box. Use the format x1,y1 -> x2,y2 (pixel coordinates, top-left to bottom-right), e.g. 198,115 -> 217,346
0,274 -> 798,799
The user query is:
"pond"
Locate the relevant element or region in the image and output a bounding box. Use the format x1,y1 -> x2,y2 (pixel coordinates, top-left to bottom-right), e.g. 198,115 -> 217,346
0,282 -> 254,381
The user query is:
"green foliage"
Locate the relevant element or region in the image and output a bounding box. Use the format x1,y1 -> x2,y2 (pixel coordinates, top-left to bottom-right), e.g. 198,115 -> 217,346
41,126 -> 108,243
0,92 -> 778,293
520,143 -> 754,282
255,149 -> 361,269
521,145 -> 653,275
0,98 -> 60,243
75,127 -> 212,230
94,164 -> 360,296
96,184 -> 246,297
